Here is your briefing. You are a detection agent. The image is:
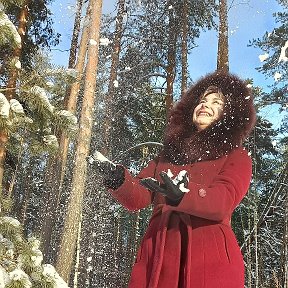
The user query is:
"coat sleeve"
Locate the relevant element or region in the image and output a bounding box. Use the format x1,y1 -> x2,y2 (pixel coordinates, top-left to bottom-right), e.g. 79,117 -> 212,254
109,159 -> 157,211
174,149 -> 252,221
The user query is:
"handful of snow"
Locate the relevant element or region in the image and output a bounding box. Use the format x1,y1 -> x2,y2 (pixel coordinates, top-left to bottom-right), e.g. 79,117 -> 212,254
166,169 -> 190,193
88,151 -> 116,167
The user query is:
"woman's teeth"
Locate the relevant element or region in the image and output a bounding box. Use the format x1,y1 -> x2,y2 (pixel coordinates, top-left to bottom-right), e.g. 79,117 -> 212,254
199,112 -> 211,116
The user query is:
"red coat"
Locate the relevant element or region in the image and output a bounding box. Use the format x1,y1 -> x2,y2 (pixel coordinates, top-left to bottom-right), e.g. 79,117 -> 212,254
110,147 -> 252,288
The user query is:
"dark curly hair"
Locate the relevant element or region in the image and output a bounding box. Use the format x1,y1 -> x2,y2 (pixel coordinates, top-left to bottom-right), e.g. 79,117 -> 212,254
161,71 -> 257,164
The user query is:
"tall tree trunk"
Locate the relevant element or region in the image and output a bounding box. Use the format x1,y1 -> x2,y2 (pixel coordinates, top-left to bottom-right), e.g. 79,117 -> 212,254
0,3 -> 28,199
68,0 -> 84,69
253,207 -> 259,287
0,132 -> 8,199
127,212 -> 140,269
113,211 -> 124,272
76,2 -> 126,283
18,159 -> 33,225
65,2 -> 91,113
282,186 -> 288,287
217,0 -> 229,72
6,3 -> 28,99
181,0 -> 188,95
56,0 -> 103,282
40,155 -> 61,262
166,2 -> 177,116
64,0 -> 84,101
40,1 -> 89,261
102,0 -> 125,156
57,2 -> 91,193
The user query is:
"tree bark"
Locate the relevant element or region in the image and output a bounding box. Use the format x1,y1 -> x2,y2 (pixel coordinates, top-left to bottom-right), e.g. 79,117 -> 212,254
181,0 -> 188,95
217,0 -> 229,72
18,159 -> 33,225
56,2 -> 91,194
40,155 -> 61,262
102,0 -> 125,156
281,180 -> 288,287
0,132 -> 8,199
40,1 -> 90,261
127,212 -> 140,269
6,3 -> 28,99
63,0 -> 84,104
68,0 -> 84,69
0,3 -> 28,199
166,2 -> 177,116
56,0 -> 103,282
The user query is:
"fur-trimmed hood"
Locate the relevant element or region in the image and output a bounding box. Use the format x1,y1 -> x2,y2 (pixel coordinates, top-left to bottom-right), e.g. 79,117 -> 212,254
162,71 -> 257,164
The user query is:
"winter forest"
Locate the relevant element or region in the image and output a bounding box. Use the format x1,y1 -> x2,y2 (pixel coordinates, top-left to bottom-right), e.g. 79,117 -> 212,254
0,0 -> 287,287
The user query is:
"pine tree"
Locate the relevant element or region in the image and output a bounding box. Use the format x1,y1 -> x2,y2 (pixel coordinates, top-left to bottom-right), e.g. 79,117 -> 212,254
0,10 -> 80,288
0,215 -> 68,287
0,1 -> 77,209
249,0 -> 287,111
56,0 -> 103,282
247,3 -> 288,285
217,0 -> 229,72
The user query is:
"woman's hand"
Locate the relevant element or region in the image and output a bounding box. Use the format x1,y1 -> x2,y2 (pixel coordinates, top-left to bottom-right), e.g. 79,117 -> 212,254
140,170 -> 189,204
88,151 -> 125,189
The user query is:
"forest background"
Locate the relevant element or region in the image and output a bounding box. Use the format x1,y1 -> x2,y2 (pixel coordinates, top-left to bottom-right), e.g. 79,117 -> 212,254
0,0 -> 287,287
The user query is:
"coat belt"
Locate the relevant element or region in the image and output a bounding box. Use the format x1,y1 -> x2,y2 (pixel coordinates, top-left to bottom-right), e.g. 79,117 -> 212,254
148,207 -> 192,288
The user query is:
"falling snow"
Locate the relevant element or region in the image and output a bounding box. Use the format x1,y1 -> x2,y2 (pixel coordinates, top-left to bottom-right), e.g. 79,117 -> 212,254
89,39 -> 97,46
14,59 -> 21,69
259,53 -> 269,62
100,37 -> 110,46
274,72 -> 282,81
0,1 -> 286,287
278,40 -> 288,62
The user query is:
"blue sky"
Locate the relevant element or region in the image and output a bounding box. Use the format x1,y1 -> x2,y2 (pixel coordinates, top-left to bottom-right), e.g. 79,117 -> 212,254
50,0 -> 281,86
49,0 -> 285,129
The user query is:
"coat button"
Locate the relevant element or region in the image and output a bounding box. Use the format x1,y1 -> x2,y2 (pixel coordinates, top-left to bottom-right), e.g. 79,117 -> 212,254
198,188 -> 207,197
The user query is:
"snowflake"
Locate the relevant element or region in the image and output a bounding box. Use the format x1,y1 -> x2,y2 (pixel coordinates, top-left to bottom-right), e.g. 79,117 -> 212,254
259,53 -> 269,62
274,72 -> 282,81
89,39 -> 97,46
14,60 -> 21,69
100,38 -> 110,46
278,40 -> 288,63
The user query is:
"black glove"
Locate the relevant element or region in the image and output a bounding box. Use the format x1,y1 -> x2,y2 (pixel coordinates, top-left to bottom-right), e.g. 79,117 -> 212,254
88,151 -> 125,190
140,170 -> 189,205
140,177 -> 167,196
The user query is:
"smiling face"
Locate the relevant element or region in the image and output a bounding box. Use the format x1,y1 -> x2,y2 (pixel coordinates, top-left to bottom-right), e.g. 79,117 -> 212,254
192,90 -> 225,131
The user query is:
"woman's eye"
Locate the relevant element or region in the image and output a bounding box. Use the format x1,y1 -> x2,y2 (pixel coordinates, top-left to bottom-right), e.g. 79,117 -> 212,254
214,101 -> 223,105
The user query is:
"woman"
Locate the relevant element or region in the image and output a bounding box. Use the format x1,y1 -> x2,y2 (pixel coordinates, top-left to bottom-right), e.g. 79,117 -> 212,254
94,71 -> 256,287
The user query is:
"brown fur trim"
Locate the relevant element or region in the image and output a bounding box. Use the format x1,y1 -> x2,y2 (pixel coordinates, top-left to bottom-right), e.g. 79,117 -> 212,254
162,71 -> 257,164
